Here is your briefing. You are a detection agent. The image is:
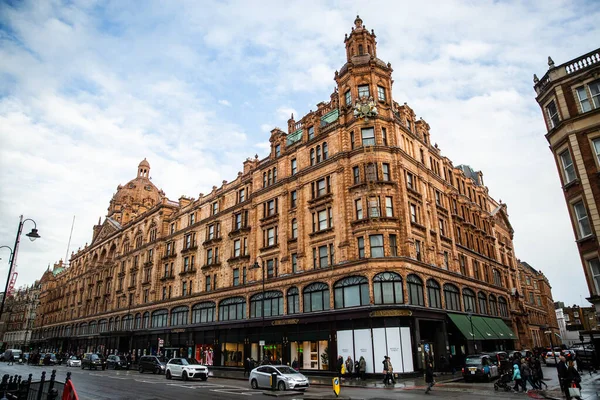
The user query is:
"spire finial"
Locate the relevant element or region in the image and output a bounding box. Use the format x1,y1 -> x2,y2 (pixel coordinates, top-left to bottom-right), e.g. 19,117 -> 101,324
354,15 -> 363,28
533,74 -> 539,83
548,56 -> 555,68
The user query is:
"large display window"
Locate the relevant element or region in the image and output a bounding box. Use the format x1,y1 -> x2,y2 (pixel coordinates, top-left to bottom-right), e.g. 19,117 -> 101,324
221,342 -> 244,366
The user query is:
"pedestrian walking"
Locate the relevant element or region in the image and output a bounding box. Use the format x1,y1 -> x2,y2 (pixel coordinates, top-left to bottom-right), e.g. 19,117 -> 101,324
557,356 -> 569,395
521,358 -> 534,390
345,356 -> 354,378
7,354 -> 14,366
291,358 -> 298,370
565,359 -> 582,400
244,357 -> 251,377
512,360 -> 525,392
336,355 -> 344,379
359,356 -> 366,381
382,356 -> 390,385
424,361 -> 435,394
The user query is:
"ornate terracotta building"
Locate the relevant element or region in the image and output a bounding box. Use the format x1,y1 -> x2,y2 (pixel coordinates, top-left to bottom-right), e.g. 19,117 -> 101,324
533,49 -> 600,318
34,17 -> 541,373
516,261 -> 559,349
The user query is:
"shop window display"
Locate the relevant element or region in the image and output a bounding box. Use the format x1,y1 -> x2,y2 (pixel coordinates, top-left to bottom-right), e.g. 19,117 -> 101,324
222,342 -> 244,366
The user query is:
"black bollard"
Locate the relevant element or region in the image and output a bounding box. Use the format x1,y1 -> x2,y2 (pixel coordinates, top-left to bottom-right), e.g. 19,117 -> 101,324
36,372 -> 46,400
45,370 -> 56,400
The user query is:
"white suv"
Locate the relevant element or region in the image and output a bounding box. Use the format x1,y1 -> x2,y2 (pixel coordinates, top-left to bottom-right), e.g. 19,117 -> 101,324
165,358 -> 208,381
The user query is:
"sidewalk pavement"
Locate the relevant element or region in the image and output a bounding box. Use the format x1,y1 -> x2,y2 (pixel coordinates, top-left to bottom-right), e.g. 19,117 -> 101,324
210,368 -> 463,390
534,371 -> 600,400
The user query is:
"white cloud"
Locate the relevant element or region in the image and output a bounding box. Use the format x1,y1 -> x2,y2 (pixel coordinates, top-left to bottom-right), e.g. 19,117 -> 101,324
276,106 -> 297,121
1,0 -> 599,306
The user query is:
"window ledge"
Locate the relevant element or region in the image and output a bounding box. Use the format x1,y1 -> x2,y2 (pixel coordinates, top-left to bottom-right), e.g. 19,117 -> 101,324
309,227 -> 334,237
576,234 -> 596,244
563,178 -> 580,190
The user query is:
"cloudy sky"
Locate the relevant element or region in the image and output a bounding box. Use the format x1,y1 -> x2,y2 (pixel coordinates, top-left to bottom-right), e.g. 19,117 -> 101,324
1,0 -> 598,306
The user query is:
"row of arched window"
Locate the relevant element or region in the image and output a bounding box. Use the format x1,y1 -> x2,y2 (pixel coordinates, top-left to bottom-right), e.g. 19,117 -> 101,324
39,272 -> 510,338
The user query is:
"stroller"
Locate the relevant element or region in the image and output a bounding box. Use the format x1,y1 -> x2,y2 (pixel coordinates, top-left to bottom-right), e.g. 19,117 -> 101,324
494,371 -> 514,392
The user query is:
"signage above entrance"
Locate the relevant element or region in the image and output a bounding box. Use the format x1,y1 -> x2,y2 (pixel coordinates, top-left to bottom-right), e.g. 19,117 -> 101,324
369,310 -> 412,318
272,318 -> 300,326
171,328 -> 185,333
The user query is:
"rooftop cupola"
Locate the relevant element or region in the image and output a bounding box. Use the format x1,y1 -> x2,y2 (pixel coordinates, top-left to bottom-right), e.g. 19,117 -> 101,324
138,158 -> 150,178
344,15 -> 377,62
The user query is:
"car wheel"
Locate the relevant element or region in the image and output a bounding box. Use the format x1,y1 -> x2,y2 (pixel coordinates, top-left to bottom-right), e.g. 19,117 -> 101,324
156,368 -> 161,375
139,366 -> 144,373
81,365 -> 85,369
251,379 -> 259,390
182,371 -> 188,381
278,381 -> 286,391
166,370 -> 172,380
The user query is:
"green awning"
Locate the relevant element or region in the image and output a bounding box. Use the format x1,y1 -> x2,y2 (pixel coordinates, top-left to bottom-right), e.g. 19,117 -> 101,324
472,316 -> 501,340
483,317 -> 516,340
448,313 -> 484,340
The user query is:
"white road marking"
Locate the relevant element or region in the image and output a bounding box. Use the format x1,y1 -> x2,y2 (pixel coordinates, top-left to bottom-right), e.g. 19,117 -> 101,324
211,388 -> 256,396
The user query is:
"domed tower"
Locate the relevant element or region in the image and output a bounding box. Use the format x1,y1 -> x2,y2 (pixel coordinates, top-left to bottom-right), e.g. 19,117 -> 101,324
107,159 -> 164,225
336,16 -> 393,121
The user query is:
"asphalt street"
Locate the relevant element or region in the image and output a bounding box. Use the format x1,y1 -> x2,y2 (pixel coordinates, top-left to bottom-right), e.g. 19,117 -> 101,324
0,362 -> 569,400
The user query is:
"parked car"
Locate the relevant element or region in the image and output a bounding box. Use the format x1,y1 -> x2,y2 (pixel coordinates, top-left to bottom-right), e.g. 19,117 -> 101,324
485,351 -> 510,373
41,353 -> 58,366
81,353 -> 106,370
138,355 -> 167,374
66,356 -> 81,367
249,365 -> 310,391
107,355 -> 131,370
462,354 -> 499,382
2,349 -> 22,363
165,358 -> 208,381
545,351 -> 562,365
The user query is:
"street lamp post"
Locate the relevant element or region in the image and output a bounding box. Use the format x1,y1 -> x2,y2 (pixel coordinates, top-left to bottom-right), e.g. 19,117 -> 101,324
467,308 -> 475,354
251,259 -> 265,362
544,330 -> 558,365
0,215 -> 40,321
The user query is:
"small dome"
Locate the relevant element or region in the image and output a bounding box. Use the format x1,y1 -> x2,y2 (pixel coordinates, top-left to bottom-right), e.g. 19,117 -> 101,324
139,158 -> 150,169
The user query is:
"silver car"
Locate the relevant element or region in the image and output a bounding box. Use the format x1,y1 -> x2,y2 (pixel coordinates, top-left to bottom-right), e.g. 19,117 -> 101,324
249,365 -> 309,391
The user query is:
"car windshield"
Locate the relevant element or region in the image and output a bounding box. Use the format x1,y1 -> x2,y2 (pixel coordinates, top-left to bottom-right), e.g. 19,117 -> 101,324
277,366 -> 299,374
181,358 -> 201,365
465,357 -> 482,366
70,356 -> 78,360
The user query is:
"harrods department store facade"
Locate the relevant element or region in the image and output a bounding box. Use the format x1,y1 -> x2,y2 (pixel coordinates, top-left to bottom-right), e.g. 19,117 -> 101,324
33,17 -> 553,373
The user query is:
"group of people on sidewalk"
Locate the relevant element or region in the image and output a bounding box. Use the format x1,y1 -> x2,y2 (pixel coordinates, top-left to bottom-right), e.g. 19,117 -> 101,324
335,355 -> 367,381
511,353 -> 548,392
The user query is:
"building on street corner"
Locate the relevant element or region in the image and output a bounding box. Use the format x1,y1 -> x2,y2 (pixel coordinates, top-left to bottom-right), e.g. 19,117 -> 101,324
1,283 -> 41,352
32,16 -> 554,374
533,50 -> 600,312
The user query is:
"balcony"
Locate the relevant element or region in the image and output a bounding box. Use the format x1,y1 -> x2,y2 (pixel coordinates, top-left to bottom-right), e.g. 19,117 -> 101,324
180,244 -> 198,255
227,254 -> 251,263
259,214 -> 279,225
179,267 -> 197,276
143,260 -> 153,268
228,226 -> 251,238
201,262 -> 221,271
161,251 -> 177,261
202,237 -> 222,247
159,273 -> 175,282
308,193 -> 333,209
